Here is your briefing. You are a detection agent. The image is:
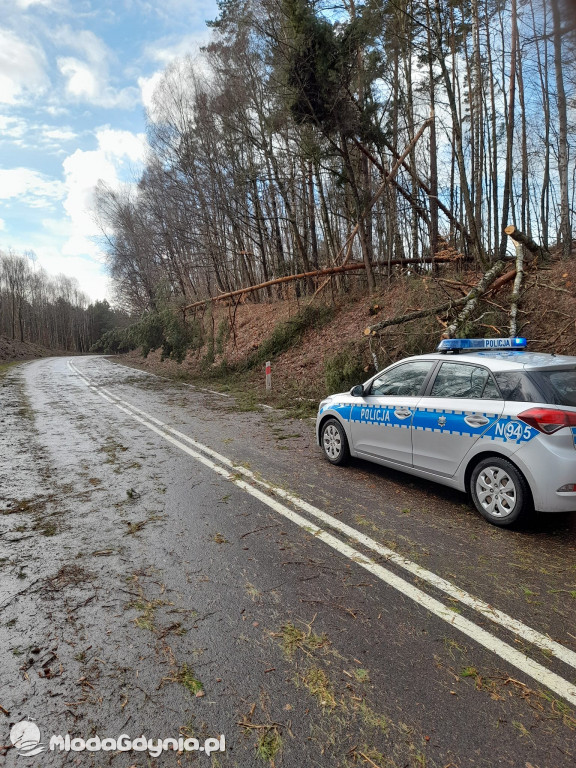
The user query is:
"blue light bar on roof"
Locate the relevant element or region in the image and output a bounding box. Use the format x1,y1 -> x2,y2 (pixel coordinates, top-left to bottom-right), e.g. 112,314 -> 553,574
437,337 -> 527,352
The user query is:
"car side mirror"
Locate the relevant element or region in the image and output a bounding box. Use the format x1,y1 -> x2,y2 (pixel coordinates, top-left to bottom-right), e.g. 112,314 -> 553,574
350,384 -> 365,397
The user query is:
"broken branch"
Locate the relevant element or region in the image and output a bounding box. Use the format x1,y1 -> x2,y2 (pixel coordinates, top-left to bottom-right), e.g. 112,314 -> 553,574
365,260 -> 508,337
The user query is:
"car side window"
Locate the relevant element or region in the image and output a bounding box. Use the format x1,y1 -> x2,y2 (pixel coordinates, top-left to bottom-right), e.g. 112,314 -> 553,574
430,362 -> 501,399
370,361 -> 433,397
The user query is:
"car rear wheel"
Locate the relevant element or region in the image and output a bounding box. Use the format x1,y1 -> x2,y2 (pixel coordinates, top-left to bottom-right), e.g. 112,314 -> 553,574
469,457 -> 530,526
321,418 -> 350,466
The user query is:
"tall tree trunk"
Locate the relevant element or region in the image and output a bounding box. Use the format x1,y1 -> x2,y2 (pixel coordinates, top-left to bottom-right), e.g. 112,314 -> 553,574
434,0 -> 485,267
426,4 -> 439,260
499,0 -> 518,260
550,0 -> 572,258
341,137 -> 376,292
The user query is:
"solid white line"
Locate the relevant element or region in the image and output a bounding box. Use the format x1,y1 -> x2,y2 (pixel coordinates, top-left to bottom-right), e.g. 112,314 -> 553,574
66,360 -> 576,707
83,371 -> 576,676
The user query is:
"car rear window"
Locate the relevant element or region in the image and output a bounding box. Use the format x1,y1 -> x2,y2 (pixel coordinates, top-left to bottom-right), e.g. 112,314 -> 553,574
493,371 -> 541,403
494,367 -> 576,406
528,368 -> 576,407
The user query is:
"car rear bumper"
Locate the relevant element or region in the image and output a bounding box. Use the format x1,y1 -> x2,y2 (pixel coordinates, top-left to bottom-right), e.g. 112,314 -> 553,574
514,440 -> 576,513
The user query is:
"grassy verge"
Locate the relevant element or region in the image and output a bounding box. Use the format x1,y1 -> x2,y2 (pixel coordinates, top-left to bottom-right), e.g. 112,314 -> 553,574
194,368 -> 320,419
0,361 -> 22,379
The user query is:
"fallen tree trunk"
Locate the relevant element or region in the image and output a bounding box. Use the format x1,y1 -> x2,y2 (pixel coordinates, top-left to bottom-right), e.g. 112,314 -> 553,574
504,225 -> 549,263
182,252 -> 458,313
364,259 -> 508,336
486,268 -> 516,294
508,238 -> 525,337
444,259 -> 508,338
182,264 -> 367,312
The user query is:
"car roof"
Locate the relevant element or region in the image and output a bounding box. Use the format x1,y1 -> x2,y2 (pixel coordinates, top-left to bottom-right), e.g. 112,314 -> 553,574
402,350 -> 576,372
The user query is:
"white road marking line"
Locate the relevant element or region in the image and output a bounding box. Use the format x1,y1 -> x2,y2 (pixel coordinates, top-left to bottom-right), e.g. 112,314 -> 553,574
91,373 -> 576,675
67,361 -> 576,707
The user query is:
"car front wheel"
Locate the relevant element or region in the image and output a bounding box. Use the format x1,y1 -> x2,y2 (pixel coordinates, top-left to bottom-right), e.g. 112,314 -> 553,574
321,418 -> 350,466
469,457 -> 530,526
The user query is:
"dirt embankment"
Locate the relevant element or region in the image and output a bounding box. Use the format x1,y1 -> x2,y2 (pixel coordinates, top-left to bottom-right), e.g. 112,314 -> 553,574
118,259 -> 576,401
0,335 -> 58,363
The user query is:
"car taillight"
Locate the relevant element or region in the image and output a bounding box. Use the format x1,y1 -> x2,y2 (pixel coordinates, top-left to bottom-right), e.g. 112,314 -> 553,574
518,407 -> 576,434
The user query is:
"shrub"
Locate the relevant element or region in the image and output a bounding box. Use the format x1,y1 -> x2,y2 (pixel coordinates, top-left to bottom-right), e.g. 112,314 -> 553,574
324,343 -> 367,393
91,309 -> 204,363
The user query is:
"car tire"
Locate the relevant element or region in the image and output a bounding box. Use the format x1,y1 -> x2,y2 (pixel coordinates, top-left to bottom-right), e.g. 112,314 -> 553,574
469,456 -> 531,526
321,418 -> 350,466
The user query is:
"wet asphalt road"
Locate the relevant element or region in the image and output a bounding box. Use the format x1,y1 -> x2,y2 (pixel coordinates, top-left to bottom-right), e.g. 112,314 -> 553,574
1,355 -> 576,768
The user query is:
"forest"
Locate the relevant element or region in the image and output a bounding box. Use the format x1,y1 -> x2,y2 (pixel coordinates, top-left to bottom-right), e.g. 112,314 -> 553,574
95,0 -> 575,326
0,250 -> 123,353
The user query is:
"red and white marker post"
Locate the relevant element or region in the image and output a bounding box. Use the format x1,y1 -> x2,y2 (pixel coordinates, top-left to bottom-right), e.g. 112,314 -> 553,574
265,360 -> 272,391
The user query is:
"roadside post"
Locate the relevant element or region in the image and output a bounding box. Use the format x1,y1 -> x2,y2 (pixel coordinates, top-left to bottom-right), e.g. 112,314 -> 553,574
265,361 -> 271,391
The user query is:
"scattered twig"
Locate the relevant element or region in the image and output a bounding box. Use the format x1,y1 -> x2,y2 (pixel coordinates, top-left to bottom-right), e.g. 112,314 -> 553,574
353,748 -> 385,768
549,319 -> 574,346
0,579 -> 42,612
69,595 -> 96,612
536,281 -> 571,293
240,524 -> 281,539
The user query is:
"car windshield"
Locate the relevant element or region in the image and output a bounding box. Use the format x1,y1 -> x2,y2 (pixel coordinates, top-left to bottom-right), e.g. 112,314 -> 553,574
528,367 -> 576,407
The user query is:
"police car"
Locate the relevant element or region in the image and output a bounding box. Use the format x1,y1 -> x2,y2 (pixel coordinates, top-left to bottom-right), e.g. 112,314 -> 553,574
316,338 -> 576,526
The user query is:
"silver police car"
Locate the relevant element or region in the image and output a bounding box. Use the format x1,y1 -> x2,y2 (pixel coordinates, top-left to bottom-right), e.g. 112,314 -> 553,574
317,338 -> 576,526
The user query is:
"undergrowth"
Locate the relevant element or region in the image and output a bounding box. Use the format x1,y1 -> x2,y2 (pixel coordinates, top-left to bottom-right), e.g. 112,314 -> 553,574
92,303 -> 334,372
324,343 -> 368,392
91,309 -> 204,363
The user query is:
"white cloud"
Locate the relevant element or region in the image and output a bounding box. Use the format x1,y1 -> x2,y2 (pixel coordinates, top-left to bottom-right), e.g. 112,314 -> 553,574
43,104 -> 70,117
50,26 -> 109,64
42,126 -> 77,142
144,32 -> 212,67
0,29 -> 48,104
139,71 -> 164,113
16,0 -> 58,8
51,27 -> 139,109
34,246 -> 112,301
0,218 -> 5,231
57,56 -> 140,109
96,128 -> 147,163
125,0 -> 218,27
0,168 -> 65,207
58,56 -> 99,100
0,115 -> 28,140
60,127 -> 147,261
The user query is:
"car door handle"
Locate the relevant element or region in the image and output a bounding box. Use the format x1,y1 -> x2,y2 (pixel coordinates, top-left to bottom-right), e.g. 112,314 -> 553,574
464,415 -> 490,427
394,409 -> 412,420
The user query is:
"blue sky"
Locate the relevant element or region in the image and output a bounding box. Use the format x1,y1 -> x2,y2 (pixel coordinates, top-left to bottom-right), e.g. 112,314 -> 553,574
0,0 -> 219,301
